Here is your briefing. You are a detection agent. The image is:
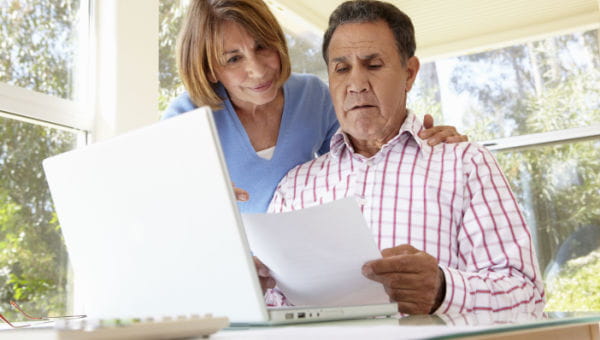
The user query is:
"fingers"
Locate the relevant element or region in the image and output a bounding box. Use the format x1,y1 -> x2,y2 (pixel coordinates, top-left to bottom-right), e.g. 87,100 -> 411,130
259,276 -> 276,292
422,114 -> 434,129
381,244 -> 419,257
364,253 -> 436,276
446,135 -> 469,143
362,248 -> 445,314
233,186 -> 249,201
418,125 -> 467,146
254,257 -> 276,293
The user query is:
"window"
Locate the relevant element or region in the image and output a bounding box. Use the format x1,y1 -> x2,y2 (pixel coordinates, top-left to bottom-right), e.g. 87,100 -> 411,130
409,29 -> 600,311
0,0 -> 89,319
159,0 -> 186,113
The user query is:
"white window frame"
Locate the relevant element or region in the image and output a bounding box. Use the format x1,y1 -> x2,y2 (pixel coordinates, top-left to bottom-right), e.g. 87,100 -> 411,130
483,125 -> 600,152
0,0 -> 159,142
0,0 -> 93,134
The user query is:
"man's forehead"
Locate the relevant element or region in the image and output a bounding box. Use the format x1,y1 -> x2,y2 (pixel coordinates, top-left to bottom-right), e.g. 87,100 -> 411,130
328,21 -> 397,60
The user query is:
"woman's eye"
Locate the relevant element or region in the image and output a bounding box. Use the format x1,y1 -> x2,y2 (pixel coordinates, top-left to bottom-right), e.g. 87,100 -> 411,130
227,55 -> 241,64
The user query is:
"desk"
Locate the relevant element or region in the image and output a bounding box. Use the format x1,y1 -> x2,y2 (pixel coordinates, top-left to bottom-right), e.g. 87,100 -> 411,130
213,312 -> 600,340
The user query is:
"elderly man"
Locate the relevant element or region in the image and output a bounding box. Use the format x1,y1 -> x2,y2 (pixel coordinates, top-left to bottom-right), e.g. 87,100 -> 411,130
266,0 -> 545,315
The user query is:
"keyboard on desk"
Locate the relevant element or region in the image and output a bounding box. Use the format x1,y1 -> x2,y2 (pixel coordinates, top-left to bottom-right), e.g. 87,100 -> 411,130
0,314 -> 229,340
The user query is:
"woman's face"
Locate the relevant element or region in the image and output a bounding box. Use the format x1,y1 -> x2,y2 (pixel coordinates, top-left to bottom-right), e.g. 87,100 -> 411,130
212,21 -> 282,108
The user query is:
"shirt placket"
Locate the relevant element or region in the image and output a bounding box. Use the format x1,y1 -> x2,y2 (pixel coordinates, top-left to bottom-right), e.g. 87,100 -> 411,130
352,155 -> 379,228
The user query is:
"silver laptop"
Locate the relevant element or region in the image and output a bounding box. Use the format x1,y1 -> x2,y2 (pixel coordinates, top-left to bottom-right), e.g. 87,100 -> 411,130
42,107 -> 397,325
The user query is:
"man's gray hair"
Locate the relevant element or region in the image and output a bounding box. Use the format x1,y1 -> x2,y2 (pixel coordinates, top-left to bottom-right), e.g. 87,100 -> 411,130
322,0 -> 416,64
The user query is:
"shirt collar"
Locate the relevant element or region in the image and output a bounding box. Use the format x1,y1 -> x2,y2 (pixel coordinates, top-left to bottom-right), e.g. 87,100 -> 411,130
330,110 -> 430,160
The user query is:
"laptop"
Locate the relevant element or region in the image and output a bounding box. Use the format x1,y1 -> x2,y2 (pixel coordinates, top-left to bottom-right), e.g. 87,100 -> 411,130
42,106 -> 397,325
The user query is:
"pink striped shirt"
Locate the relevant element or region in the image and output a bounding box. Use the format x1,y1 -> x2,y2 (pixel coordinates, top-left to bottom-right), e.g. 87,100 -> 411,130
267,111 -> 545,314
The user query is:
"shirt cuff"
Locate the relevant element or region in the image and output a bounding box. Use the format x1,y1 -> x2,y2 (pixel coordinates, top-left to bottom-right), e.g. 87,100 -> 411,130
433,265 -> 470,315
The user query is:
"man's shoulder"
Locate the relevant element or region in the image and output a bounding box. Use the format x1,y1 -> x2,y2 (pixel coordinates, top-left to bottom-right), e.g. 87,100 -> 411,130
429,140 -> 491,161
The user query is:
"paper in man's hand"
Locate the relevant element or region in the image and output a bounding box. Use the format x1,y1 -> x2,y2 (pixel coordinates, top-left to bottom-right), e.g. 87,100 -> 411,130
242,198 -> 389,306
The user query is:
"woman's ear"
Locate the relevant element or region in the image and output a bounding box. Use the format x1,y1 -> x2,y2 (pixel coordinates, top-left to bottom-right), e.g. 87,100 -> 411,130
208,72 -> 218,83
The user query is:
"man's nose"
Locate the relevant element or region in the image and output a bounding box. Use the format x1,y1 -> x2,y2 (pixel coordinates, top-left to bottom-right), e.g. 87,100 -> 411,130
347,68 -> 369,93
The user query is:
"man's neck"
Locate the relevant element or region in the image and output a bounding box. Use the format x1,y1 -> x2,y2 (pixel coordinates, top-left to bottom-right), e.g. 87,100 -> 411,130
348,112 -> 410,158
348,127 -> 401,158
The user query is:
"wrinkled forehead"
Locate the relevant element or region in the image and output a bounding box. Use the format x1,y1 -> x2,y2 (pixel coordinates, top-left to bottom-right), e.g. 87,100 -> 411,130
327,21 -> 400,63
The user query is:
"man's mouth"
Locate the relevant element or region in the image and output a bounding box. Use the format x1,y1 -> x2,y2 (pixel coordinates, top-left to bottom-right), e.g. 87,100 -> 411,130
349,104 -> 376,111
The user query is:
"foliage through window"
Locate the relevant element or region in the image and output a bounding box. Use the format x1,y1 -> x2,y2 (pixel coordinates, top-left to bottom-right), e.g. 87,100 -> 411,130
0,0 -> 86,319
409,30 -> 600,311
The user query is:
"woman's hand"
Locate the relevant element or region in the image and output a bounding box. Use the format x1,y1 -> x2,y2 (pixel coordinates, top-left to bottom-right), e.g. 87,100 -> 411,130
419,114 -> 468,146
232,182 -> 249,201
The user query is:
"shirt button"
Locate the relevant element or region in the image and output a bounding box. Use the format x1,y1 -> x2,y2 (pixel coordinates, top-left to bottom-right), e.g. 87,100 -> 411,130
366,160 -> 375,167
356,196 -> 368,206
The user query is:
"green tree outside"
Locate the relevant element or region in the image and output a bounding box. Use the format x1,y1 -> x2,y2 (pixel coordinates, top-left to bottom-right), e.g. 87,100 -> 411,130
0,0 -> 81,319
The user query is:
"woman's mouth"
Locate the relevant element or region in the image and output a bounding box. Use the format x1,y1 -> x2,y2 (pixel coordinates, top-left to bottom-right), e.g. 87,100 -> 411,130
251,81 -> 273,92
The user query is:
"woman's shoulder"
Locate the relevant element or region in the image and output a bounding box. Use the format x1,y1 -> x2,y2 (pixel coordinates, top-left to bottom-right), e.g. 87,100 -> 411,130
161,92 -> 198,120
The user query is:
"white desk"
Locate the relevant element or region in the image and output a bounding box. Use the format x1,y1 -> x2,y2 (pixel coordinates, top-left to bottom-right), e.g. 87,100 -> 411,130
213,312 -> 600,340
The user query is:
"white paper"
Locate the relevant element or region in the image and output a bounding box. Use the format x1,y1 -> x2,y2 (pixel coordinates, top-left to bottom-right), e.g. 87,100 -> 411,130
242,198 -> 390,306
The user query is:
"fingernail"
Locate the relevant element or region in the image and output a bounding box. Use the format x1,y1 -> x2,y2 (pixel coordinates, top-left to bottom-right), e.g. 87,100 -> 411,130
362,264 -> 373,276
239,193 -> 249,201
258,268 -> 270,277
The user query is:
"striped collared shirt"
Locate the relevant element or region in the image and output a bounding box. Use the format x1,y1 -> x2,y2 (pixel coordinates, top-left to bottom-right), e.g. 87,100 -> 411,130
267,111 -> 545,314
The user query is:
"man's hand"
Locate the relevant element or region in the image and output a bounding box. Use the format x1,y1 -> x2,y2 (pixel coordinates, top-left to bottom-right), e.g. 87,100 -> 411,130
362,244 -> 446,314
254,256 -> 276,294
419,114 -> 468,146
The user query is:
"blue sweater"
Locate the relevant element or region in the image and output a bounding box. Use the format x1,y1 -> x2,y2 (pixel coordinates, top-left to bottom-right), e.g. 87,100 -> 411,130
163,73 -> 339,213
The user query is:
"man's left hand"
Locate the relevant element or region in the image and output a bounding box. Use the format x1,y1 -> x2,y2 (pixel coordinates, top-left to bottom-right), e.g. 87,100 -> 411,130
362,244 -> 446,314
419,114 -> 468,146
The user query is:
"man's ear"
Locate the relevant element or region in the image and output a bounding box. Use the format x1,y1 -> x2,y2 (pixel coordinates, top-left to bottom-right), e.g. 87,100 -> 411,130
404,56 -> 420,92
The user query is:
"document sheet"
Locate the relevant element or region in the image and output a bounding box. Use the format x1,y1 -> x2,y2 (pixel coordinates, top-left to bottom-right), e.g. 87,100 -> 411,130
242,198 -> 390,306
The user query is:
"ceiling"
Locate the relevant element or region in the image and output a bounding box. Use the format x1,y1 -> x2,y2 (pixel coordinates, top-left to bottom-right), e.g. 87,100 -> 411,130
266,0 -> 600,61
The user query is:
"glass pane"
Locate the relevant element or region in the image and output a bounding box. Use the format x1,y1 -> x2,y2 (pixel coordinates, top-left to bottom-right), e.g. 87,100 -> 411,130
495,139 -> 600,311
285,29 -> 327,81
0,0 -> 83,100
0,113 -> 82,320
409,29 -> 600,141
159,0 -> 186,113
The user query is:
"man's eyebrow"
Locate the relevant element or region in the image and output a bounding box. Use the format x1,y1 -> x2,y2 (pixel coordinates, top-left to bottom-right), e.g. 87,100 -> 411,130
359,53 -> 380,60
331,56 -> 347,64
331,53 -> 381,63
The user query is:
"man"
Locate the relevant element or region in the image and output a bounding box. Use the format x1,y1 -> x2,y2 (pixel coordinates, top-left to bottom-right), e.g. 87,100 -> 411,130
266,0 -> 545,315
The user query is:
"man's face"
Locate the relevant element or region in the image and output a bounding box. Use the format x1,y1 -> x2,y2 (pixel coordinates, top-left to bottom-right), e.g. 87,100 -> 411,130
327,20 -> 419,147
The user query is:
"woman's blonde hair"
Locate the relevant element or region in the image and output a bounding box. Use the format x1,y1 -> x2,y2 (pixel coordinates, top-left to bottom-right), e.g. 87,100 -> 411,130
177,0 -> 291,109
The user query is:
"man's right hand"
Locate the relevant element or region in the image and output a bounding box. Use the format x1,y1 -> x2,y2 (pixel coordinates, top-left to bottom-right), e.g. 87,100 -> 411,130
254,256 -> 276,294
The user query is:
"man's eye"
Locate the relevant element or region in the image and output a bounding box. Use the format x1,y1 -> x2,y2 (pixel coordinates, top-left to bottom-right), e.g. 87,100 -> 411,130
335,66 -> 349,73
368,64 -> 382,69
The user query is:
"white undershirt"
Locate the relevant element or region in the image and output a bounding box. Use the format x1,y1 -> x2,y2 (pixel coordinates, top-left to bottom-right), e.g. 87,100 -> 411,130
256,146 -> 275,160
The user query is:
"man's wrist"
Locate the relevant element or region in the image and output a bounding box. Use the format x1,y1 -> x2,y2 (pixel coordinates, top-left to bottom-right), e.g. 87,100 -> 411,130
430,267 -> 446,314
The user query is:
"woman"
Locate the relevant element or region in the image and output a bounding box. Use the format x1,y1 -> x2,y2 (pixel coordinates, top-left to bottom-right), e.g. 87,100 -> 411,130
163,0 -> 466,214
